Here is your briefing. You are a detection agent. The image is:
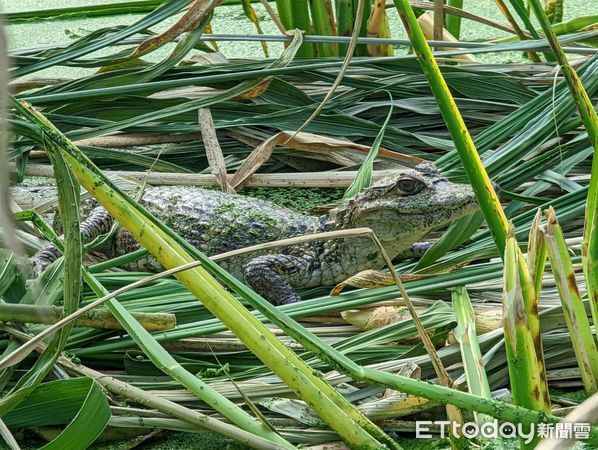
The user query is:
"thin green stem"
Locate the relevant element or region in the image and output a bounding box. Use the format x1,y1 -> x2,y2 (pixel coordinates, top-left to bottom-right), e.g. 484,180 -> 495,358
392,0 -> 508,255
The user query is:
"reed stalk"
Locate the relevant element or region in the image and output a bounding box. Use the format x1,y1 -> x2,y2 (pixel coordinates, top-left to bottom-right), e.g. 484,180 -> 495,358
527,0 -> 598,343
275,0 -> 294,30
392,5 -> 553,442
392,0 -> 508,254
335,0 -> 354,55
542,207 -> 598,394
354,0 -> 371,56
309,0 -> 337,56
452,286 -> 492,425
527,209 -> 547,303
367,0 -> 394,56
503,230 -> 551,449
291,0 -> 314,57
0,303 -> 176,332
445,0 -> 463,39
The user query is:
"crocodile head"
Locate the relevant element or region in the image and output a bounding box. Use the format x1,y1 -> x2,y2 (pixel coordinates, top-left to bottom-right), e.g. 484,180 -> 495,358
331,162 -> 479,257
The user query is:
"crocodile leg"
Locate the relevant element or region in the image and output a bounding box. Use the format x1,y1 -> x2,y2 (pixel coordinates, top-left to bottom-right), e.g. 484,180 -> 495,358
243,254 -> 316,305
31,207 -> 114,276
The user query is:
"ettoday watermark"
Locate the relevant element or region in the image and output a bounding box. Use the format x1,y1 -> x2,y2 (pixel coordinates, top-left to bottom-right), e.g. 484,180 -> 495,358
416,420 -> 591,444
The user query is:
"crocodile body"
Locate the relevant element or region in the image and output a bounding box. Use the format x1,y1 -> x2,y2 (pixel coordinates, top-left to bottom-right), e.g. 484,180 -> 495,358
31,163 -> 479,305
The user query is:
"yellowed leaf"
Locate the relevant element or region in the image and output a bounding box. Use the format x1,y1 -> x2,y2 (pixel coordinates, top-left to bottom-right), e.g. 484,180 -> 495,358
230,131 -> 422,189
235,79 -> 272,100
198,108 -> 235,193
417,12 -> 477,62
342,305 -> 411,329
367,0 -> 394,57
330,269 -> 425,296
133,0 -> 225,58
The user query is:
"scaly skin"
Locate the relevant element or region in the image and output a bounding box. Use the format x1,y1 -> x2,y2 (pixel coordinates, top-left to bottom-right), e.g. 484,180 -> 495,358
31,163 -> 479,305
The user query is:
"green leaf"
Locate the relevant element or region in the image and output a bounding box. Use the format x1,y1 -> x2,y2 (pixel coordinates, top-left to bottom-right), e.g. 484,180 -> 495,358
344,95 -> 394,199
414,211 -> 484,271
0,115 -> 82,418
0,250 -> 27,303
3,377 -> 111,450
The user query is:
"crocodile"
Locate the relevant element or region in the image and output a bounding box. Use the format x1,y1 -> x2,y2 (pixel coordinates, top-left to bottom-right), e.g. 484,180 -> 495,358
31,163 -> 479,305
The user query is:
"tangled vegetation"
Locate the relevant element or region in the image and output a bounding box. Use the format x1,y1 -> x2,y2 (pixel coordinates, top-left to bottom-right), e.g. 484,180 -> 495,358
0,1 -> 597,449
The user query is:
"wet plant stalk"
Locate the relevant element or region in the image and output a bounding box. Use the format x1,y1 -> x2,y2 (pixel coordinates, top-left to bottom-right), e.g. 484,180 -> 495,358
392,0 -> 508,254
308,0 -> 337,56
503,229 -> 550,449
542,207 -> 598,394
390,3 -> 555,441
0,303 -> 176,332
527,0 -> 598,343
445,0 -> 463,39
452,286 -> 492,425
527,209 -> 547,303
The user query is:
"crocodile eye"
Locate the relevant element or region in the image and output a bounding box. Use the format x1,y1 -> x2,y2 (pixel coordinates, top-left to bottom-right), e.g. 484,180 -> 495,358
397,178 -> 424,194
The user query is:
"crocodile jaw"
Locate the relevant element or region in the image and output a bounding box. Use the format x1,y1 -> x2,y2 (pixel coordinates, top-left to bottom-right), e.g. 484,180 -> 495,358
333,171 -> 480,258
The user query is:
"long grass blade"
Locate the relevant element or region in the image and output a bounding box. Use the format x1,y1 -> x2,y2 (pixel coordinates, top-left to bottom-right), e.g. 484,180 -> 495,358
452,286 -> 492,425
344,98 -> 393,198
0,115 -> 83,417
